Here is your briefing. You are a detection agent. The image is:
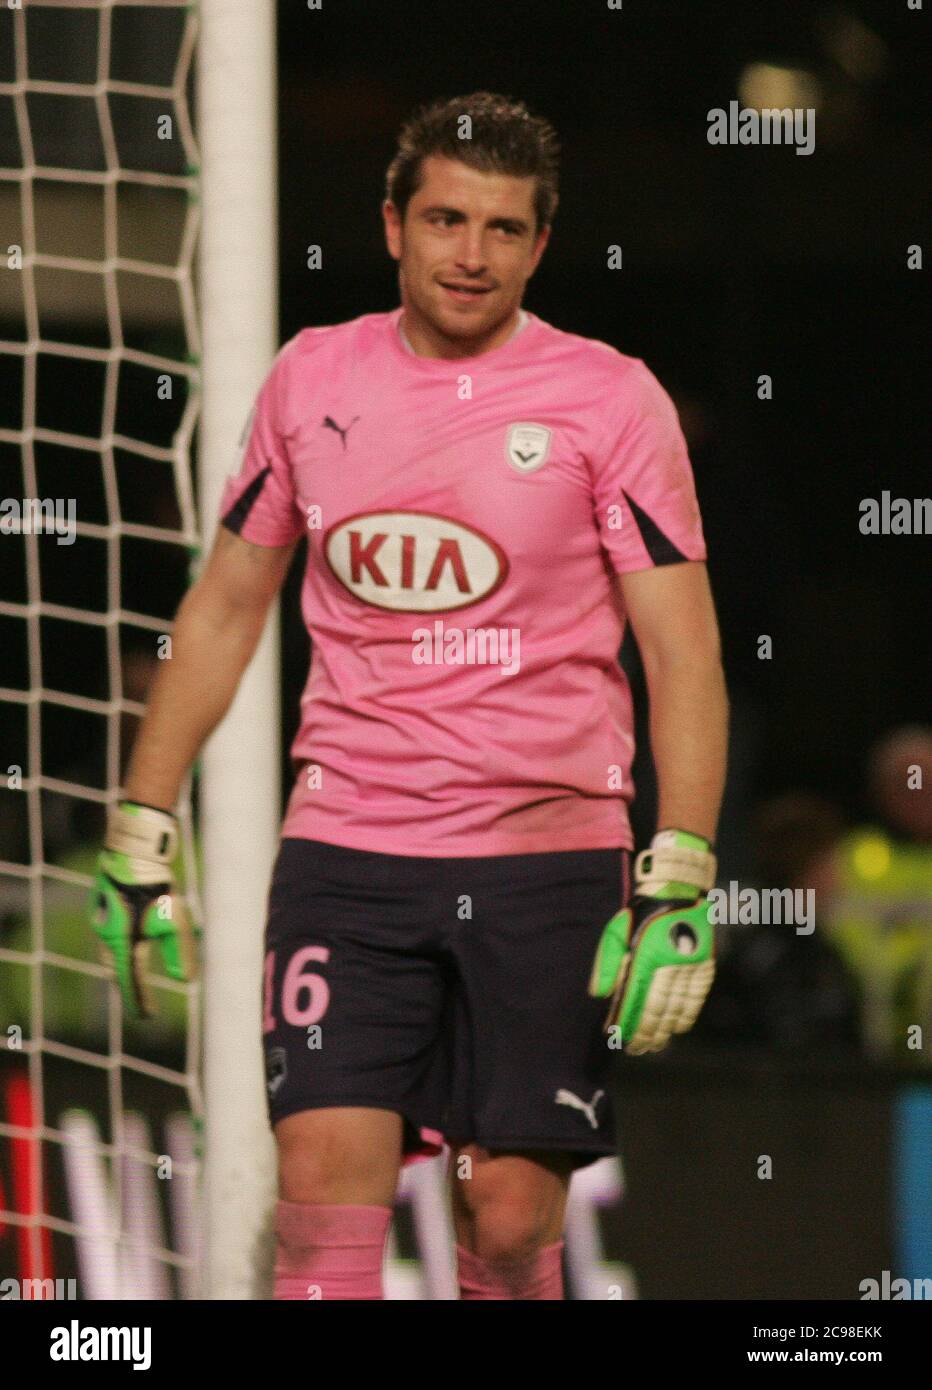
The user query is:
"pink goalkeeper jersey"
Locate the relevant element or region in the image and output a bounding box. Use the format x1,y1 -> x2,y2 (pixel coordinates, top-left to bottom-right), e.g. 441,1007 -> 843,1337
218,307 -> 707,857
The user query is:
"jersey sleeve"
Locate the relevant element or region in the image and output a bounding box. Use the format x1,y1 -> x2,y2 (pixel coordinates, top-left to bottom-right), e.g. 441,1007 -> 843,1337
218,338 -> 306,548
589,359 -> 707,574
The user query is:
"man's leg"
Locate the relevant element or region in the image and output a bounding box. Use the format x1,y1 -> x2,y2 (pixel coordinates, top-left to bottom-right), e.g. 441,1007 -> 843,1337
449,1143 -> 574,1300
440,847 -> 630,1300
273,1106 -> 402,1301
262,839 -> 451,1302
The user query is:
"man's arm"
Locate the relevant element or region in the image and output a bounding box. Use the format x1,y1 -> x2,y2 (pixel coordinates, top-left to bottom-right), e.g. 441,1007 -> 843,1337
617,560 -> 729,844
123,527 -> 300,810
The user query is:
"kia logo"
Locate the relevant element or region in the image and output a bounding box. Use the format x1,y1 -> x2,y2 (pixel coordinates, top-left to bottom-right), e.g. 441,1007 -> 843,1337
323,511 -> 508,612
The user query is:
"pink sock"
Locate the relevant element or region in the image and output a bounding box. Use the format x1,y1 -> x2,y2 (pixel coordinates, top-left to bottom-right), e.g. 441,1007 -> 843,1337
456,1240 -> 565,1300
274,1201 -> 393,1300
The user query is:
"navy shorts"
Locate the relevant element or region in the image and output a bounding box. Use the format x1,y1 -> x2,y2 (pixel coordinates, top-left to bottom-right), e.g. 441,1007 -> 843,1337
261,838 -> 631,1169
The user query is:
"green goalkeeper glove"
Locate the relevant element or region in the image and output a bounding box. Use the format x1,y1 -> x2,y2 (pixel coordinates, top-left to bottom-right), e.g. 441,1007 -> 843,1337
87,800 -> 199,1020
588,828 -> 717,1055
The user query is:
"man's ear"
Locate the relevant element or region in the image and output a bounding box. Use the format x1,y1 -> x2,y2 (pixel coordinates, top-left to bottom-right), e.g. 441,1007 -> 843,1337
383,199 -> 402,261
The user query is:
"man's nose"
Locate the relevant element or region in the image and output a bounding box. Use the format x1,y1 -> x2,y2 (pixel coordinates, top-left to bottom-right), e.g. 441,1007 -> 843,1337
453,228 -> 487,273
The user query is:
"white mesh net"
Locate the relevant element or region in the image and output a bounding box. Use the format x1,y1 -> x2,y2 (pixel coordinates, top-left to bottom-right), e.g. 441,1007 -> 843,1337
0,0 -> 202,1299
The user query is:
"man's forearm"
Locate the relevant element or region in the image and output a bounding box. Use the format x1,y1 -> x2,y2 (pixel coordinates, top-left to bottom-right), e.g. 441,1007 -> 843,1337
122,589 -> 269,813
641,652 -> 729,845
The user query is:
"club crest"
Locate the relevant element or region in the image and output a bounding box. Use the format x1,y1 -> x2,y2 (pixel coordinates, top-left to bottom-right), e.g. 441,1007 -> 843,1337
505,422 -> 552,473
265,1046 -> 287,1098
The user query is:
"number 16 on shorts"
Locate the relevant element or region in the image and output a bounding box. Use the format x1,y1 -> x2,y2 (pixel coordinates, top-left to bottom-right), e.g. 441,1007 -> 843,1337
263,946 -> 331,1038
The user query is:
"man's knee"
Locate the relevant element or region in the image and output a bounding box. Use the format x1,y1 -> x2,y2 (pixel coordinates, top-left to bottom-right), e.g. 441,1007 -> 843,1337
452,1146 -> 571,1260
275,1106 -> 403,1204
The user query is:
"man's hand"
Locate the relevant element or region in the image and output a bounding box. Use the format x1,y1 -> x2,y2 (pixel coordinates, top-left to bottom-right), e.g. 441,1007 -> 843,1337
87,801 -> 199,1020
589,829 -> 716,1054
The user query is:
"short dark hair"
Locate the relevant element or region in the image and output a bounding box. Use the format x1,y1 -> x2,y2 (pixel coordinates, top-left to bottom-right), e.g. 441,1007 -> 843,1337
385,91 -> 560,234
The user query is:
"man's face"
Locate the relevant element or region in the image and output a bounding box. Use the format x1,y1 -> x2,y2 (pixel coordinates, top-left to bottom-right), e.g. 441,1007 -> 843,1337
383,154 -> 551,356
871,735 -> 932,842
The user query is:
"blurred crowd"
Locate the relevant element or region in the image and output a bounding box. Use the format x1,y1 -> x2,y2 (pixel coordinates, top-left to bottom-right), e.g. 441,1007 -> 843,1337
695,724 -> 932,1066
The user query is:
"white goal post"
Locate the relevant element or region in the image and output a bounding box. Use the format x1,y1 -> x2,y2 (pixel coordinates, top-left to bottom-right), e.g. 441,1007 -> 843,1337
197,0 -> 281,1300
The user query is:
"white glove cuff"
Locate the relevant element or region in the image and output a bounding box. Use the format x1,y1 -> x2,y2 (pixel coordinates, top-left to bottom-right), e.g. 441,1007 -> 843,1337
105,800 -> 179,872
634,831 -> 717,896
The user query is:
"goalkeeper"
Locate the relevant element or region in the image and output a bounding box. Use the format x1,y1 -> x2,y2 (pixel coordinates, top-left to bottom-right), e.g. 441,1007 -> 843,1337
88,91 -> 728,1301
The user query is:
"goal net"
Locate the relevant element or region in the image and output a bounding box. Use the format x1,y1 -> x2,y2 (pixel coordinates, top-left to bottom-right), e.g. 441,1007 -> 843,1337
0,0 -> 204,1300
